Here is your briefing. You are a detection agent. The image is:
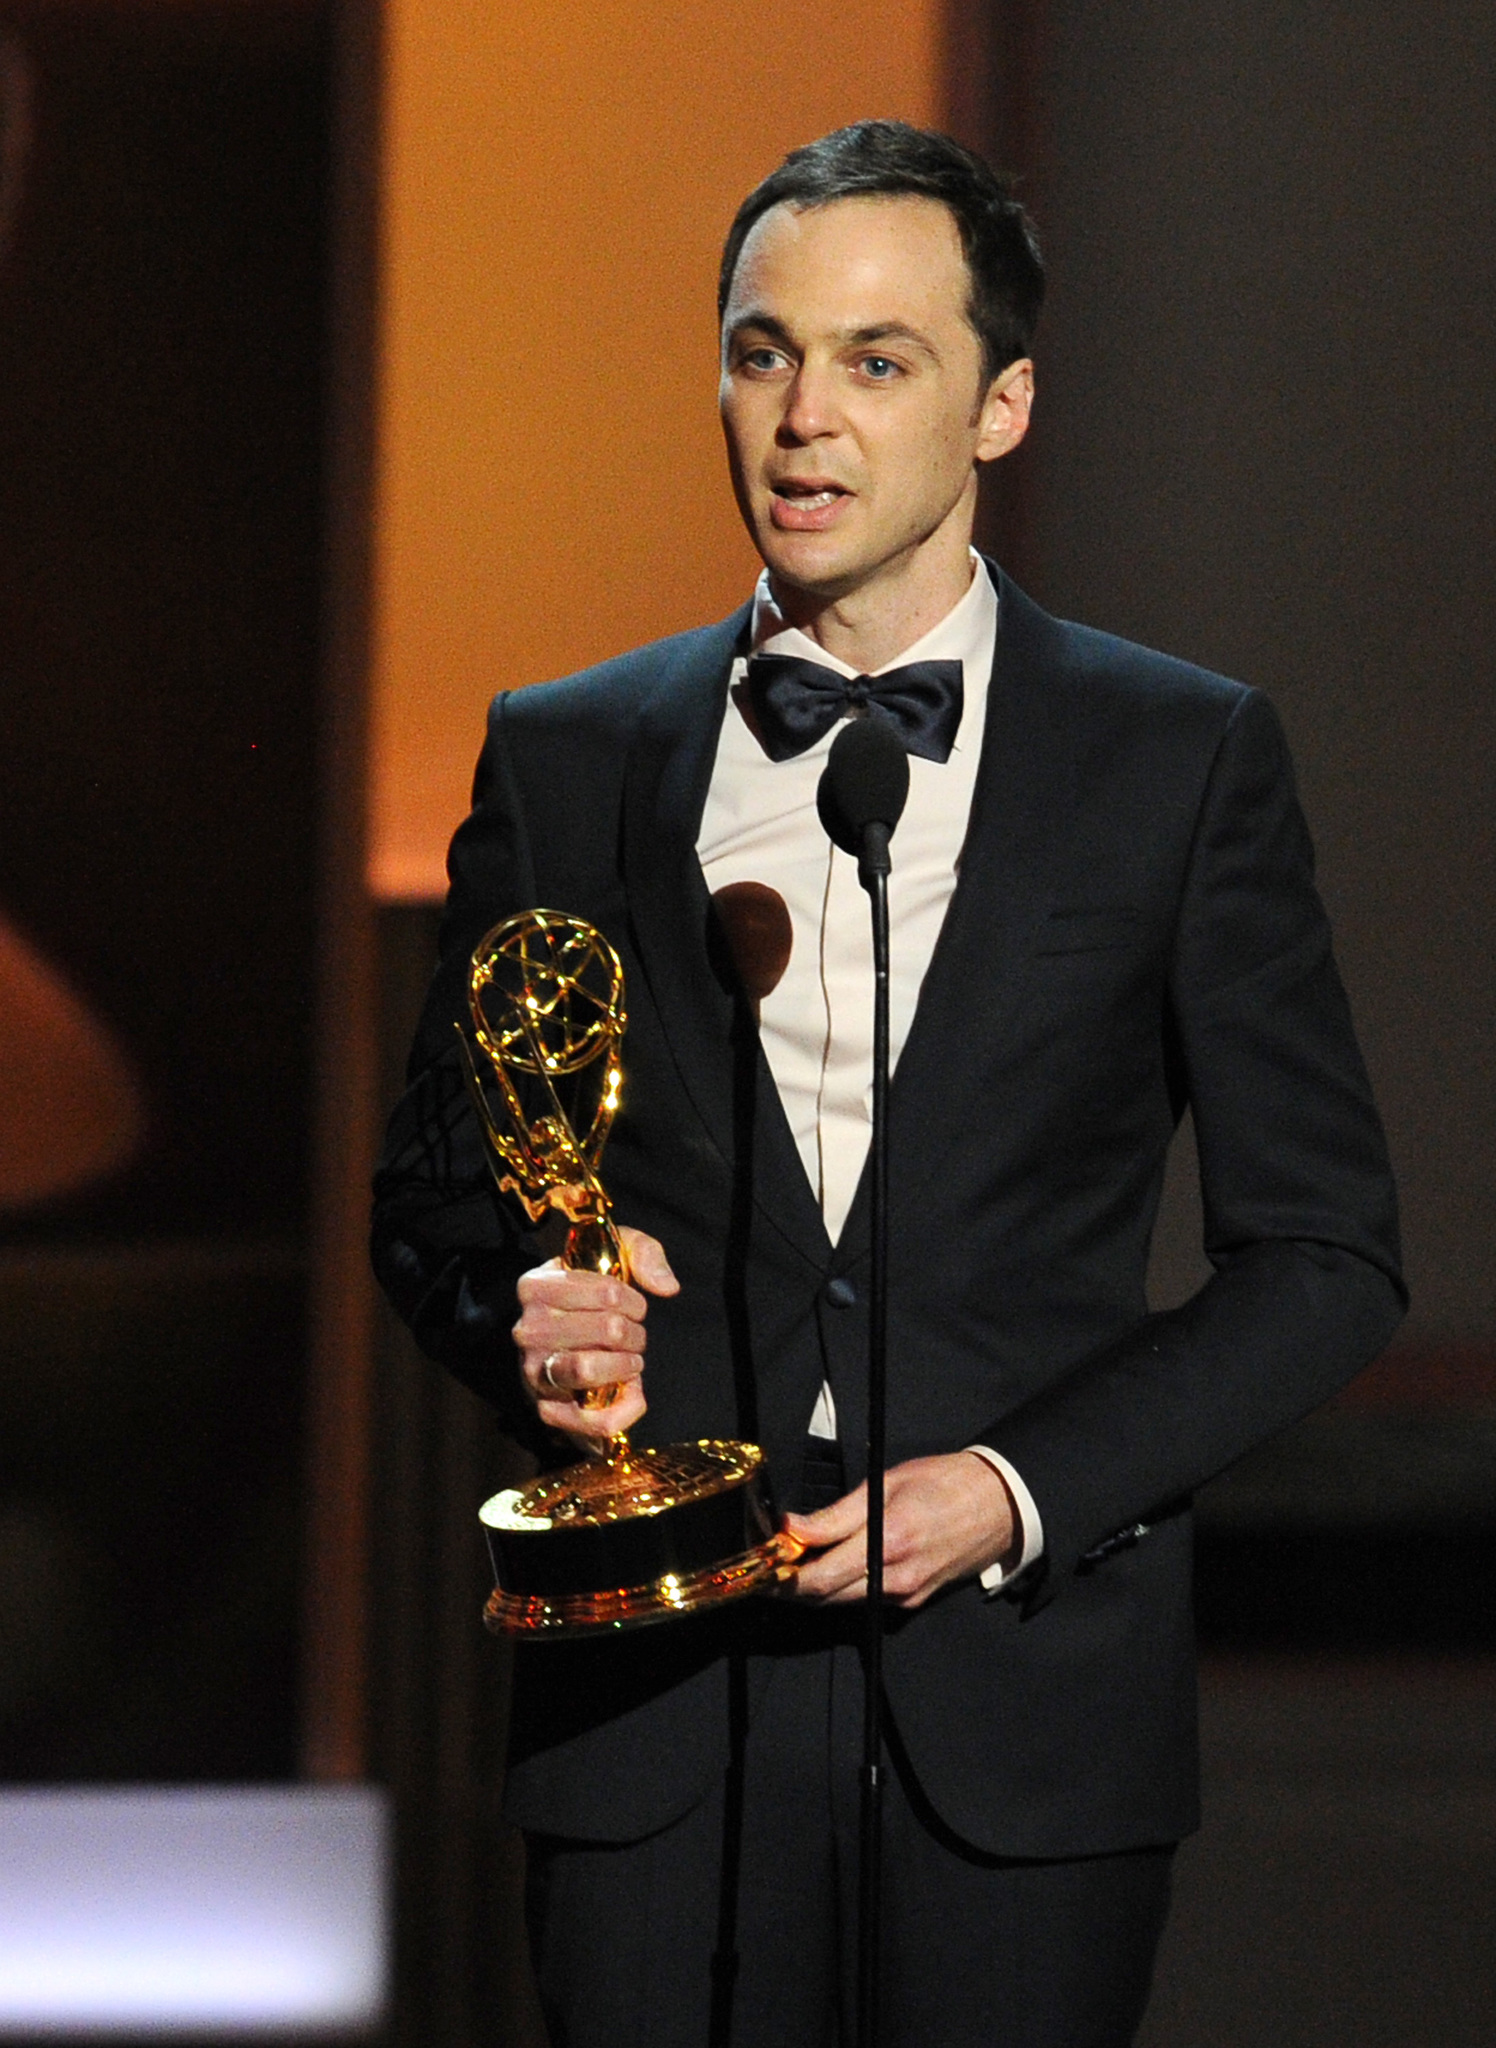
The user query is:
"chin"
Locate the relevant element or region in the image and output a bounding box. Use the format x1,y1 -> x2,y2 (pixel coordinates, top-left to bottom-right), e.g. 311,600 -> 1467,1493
757,534 -> 861,599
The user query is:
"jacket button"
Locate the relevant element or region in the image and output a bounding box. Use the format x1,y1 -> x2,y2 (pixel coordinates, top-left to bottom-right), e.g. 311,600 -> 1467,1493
825,1276 -> 857,1308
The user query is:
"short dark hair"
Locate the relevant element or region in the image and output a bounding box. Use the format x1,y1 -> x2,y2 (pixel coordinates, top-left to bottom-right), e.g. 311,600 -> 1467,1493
718,120 -> 1045,384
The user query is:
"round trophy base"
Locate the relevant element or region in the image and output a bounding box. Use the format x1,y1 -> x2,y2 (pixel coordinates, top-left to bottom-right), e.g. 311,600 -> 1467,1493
483,1538 -> 791,1636
479,1438 -> 802,1638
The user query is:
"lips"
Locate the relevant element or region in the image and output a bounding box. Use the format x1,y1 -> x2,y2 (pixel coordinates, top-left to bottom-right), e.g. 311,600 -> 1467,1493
768,478 -> 852,533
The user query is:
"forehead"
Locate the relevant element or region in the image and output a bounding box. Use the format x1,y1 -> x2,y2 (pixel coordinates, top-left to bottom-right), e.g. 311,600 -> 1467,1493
724,194 -> 972,333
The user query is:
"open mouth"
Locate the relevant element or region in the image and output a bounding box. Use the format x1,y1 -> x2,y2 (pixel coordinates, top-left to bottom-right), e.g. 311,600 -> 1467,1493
768,479 -> 851,530
774,482 -> 845,508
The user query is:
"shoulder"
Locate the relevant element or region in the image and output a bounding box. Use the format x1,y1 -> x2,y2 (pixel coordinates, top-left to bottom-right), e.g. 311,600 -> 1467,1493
987,569 -> 1298,845
994,568 -> 1251,738
493,607 -> 751,750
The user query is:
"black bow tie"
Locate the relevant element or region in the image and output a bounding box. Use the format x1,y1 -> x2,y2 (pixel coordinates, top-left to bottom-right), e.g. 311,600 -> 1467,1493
744,654 -> 963,764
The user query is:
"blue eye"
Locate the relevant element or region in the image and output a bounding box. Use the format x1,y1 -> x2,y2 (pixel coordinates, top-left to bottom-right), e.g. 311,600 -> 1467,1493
862,355 -> 899,379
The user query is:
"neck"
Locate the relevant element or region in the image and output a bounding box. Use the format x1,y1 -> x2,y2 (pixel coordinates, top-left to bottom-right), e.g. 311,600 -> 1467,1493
767,535 -> 978,673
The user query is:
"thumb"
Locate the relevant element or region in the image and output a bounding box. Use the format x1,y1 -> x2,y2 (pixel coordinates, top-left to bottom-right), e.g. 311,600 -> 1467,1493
783,1480 -> 868,1548
619,1226 -> 679,1296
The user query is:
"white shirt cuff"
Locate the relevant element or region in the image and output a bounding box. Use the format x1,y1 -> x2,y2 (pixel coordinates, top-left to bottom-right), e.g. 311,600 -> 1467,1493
963,1444 -> 1045,1593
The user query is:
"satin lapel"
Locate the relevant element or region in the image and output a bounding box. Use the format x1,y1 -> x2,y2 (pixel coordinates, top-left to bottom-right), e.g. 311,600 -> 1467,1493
620,610 -> 830,1267
836,570 -> 1080,1262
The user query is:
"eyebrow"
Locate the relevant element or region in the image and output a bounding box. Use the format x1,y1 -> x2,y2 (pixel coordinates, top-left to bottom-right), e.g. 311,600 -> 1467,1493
726,313 -> 943,363
843,322 -> 941,361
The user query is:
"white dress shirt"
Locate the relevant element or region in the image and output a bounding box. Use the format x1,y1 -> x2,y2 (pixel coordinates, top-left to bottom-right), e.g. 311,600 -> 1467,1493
695,554 -> 1042,1587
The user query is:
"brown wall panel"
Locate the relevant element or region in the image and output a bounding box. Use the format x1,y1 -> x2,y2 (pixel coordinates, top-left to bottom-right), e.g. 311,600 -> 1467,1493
367,0 -> 943,900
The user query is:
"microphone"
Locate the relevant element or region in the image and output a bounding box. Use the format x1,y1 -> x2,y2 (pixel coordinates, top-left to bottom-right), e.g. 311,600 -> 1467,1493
816,715 -> 910,879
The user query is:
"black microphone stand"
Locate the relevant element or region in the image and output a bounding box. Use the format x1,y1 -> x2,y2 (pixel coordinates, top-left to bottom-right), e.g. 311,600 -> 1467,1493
855,813 -> 893,2048
816,714 -> 909,2048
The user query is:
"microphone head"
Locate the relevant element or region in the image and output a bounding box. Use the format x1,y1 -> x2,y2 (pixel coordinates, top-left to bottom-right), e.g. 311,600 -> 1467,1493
816,714 -> 911,856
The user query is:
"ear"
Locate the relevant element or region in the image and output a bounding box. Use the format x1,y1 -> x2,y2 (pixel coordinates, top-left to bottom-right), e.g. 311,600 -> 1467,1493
974,358 -> 1034,463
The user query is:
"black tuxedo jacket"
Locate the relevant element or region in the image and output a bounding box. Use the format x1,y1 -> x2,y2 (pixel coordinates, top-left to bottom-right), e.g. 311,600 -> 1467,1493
372,567 -> 1404,1858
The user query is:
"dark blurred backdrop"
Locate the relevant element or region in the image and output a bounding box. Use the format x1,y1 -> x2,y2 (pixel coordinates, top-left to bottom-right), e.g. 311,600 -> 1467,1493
0,0 -> 328,1780
993,0 -> 1496,1652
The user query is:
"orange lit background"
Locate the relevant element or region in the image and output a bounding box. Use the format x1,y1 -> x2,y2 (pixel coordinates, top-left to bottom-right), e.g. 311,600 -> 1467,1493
368,0 -> 942,901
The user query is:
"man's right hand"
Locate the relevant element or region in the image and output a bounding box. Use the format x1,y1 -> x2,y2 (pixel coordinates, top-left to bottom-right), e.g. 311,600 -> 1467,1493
512,1227 -> 678,1452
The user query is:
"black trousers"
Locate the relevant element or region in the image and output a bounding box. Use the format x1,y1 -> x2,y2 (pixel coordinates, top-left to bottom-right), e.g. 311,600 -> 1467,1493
524,1606 -> 1173,2048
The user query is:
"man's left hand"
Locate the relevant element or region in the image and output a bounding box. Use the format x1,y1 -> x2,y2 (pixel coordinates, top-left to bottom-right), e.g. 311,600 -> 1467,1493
782,1451 -> 1018,1607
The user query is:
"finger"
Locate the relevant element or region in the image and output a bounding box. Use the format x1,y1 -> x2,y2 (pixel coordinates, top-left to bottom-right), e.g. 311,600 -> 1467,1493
787,1530 -> 869,1602
514,1303 -> 648,1360
792,1517 -> 930,1607
883,1555 -> 940,1608
781,1480 -> 868,1550
617,1227 -> 679,1297
524,1346 -> 644,1400
537,1378 -> 646,1446
518,1264 -> 649,1322
821,1577 -> 872,1606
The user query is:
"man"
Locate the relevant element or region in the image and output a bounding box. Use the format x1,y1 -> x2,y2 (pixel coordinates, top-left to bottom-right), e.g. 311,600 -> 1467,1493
373,122 -> 1403,2047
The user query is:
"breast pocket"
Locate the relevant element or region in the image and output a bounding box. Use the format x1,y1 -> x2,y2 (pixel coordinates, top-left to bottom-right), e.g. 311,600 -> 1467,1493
1033,905 -> 1144,957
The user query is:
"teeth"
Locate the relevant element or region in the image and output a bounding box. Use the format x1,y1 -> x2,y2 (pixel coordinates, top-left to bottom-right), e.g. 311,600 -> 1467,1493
779,488 -> 840,508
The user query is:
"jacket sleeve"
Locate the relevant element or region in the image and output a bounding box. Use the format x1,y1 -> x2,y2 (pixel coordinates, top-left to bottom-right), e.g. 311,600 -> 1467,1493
986,687 -> 1406,1591
369,693 -> 557,1451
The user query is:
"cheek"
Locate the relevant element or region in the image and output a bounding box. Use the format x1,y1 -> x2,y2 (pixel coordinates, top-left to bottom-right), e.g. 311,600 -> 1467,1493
916,415 -> 980,491
722,405 -> 772,486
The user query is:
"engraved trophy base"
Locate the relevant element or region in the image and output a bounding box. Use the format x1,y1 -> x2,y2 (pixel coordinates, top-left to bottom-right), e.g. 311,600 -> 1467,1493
480,1439 -> 803,1636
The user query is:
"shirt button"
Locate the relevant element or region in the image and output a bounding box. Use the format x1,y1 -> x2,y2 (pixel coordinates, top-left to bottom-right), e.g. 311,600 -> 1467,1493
825,1277 -> 857,1309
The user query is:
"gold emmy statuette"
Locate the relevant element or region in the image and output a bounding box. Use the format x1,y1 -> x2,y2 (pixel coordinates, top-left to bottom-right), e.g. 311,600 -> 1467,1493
456,910 -> 802,1636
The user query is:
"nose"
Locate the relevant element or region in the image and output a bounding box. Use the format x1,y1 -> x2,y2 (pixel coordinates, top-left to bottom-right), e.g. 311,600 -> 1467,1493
777,362 -> 840,446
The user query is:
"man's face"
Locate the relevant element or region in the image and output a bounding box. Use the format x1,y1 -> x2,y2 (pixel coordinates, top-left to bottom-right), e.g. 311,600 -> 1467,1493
719,195 -> 1030,610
